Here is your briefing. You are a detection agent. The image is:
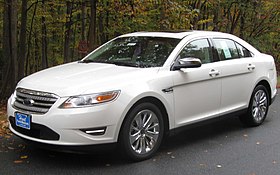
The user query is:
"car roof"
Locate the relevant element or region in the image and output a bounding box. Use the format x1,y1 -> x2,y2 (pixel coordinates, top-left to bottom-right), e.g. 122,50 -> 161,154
118,30 -> 260,55
119,30 -> 228,39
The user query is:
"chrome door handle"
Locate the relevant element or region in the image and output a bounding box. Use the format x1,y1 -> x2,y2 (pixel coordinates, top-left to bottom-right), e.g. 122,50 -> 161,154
247,64 -> 255,71
209,69 -> 220,77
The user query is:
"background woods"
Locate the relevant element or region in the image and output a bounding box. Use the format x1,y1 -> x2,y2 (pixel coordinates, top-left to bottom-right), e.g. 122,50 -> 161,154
0,0 -> 279,100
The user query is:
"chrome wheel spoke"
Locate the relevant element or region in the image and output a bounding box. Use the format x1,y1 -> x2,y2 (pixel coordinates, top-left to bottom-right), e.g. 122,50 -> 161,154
130,131 -> 141,144
135,116 -> 143,129
146,130 -> 159,141
146,123 -> 159,130
252,89 -> 268,122
143,114 -> 152,128
140,138 -> 146,154
129,109 -> 160,155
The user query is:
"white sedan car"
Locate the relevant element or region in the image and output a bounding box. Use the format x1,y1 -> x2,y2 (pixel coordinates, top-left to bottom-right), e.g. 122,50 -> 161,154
7,31 -> 277,161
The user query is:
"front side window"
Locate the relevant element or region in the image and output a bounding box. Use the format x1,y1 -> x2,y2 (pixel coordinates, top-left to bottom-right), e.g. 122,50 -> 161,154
213,39 -> 240,60
83,37 -> 180,67
178,39 -> 212,64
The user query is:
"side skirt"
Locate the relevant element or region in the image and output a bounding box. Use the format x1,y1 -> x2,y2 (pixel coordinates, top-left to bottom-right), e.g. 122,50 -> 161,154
168,109 -> 247,136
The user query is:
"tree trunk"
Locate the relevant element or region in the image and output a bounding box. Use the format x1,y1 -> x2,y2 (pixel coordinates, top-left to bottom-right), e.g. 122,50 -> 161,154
26,0 -> 38,75
88,0 -> 97,52
18,0 -> 28,80
98,13 -> 106,44
0,0 -> 12,98
41,0 -> 48,69
10,0 -> 18,88
63,0 -> 73,63
81,0 -> 86,41
0,0 -> 18,98
159,0 -> 166,30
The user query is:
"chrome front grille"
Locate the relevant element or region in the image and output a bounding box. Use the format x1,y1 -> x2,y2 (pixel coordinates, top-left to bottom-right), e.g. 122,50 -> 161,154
14,88 -> 59,114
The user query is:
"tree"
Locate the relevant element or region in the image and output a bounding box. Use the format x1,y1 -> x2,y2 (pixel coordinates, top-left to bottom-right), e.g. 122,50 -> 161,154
88,0 -> 97,52
0,0 -> 18,98
18,0 -> 28,80
41,0 -> 48,69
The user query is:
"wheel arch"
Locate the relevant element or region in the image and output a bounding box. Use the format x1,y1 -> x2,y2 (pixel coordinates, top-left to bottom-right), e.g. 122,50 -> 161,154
117,96 -> 170,142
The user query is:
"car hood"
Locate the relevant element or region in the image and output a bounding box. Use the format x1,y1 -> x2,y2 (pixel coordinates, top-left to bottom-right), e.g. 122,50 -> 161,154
17,62 -> 159,97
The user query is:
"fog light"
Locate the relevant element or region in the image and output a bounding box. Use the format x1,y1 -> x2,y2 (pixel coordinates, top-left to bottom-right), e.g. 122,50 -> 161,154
80,127 -> 106,136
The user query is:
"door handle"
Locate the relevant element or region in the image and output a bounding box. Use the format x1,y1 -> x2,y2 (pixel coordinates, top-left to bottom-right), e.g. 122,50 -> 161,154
247,64 -> 255,71
209,69 -> 220,77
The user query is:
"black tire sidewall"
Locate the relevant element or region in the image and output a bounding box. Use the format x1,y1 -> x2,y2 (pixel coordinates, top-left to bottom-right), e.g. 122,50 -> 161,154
247,85 -> 269,126
120,102 -> 164,161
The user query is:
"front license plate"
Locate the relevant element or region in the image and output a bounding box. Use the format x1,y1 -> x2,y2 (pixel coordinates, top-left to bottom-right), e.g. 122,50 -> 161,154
15,112 -> 31,130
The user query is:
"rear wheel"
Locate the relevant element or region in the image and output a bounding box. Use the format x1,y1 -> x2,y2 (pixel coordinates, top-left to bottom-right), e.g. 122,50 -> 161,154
119,102 -> 164,161
239,85 -> 269,126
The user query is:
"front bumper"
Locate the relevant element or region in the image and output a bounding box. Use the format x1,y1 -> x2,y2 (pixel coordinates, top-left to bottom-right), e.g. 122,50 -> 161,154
7,96 -> 125,146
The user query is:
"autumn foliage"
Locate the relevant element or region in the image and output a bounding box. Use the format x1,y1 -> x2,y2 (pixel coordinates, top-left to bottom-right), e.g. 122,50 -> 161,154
0,0 -> 279,100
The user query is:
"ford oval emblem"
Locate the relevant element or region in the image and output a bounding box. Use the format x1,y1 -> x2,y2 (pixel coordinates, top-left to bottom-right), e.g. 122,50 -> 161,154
23,99 -> 35,106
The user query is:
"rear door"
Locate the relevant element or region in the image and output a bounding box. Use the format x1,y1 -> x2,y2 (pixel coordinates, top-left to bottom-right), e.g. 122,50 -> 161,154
211,38 -> 256,114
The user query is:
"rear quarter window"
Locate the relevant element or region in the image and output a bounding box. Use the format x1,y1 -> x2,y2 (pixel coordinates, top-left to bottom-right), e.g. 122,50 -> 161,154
235,42 -> 252,58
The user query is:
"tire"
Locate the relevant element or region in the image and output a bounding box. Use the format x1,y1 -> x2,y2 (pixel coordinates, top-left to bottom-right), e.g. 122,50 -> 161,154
119,102 -> 164,161
239,85 -> 269,127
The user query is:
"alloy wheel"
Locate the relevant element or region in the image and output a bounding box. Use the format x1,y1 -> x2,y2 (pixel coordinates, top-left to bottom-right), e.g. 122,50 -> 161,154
251,89 -> 268,123
129,109 -> 160,154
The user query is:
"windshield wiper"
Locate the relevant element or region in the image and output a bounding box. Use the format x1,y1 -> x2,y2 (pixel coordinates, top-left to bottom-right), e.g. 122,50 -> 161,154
106,61 -> 139,67
78,59 -> 150,68
78,60 -> 96,63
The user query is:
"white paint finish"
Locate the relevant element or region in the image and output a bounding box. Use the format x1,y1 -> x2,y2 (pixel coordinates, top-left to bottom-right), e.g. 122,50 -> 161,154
172,63 -> 222,126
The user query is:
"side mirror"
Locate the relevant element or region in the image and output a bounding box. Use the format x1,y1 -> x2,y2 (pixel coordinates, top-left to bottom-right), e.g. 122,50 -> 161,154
172,57 -> 202,71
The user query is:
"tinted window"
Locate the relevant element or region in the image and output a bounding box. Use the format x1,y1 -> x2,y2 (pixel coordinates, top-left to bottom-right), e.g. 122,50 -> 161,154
236,42 -> 252,58
213,39 -> 239,60
84,37 -> 180,67
179,39 -> 212,64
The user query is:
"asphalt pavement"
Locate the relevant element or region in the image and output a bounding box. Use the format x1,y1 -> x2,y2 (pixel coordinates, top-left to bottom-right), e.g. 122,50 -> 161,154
0,91 -> 279,175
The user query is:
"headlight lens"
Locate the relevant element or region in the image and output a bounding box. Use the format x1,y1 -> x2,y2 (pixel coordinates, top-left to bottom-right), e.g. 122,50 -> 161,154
60,90 -> 120,108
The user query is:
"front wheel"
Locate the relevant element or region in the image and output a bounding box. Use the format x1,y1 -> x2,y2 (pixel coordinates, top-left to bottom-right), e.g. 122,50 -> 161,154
239,85 -> 269,127
119,102 -> 164,161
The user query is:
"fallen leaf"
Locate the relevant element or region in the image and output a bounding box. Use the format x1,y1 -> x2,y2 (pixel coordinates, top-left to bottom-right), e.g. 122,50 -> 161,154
171,155 -> 175,159
216,164 -> 222,168
167,152 -> 172,155
272,160 -> 277,164
14,160 -> 23,164
20,155 -> 28,159
199,163 -> 207,167
256,142 -> 261,145
243,134 -> 248,137
7,146 -> 14,150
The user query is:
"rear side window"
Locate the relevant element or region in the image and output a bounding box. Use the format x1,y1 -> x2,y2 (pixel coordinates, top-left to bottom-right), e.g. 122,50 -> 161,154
213,39 -> 239,60
235,42 -> 252,58
178,39 -> 212,64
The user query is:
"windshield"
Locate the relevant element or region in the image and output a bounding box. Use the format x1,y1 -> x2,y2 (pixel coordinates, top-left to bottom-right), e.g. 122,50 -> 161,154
81,36 -> 180,67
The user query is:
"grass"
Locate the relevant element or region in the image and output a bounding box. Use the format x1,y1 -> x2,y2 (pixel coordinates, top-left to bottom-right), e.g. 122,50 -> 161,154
278,76 -> 280,88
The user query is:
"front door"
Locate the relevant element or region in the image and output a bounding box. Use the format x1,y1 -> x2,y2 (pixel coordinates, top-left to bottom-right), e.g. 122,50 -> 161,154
171,38 -> 222,127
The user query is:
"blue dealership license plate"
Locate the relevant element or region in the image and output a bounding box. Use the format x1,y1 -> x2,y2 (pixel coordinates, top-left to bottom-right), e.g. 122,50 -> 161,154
15,112 -> 31,130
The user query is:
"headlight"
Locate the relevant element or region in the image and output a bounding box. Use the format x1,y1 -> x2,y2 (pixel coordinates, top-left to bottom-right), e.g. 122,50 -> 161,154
60,90 -> 120,108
